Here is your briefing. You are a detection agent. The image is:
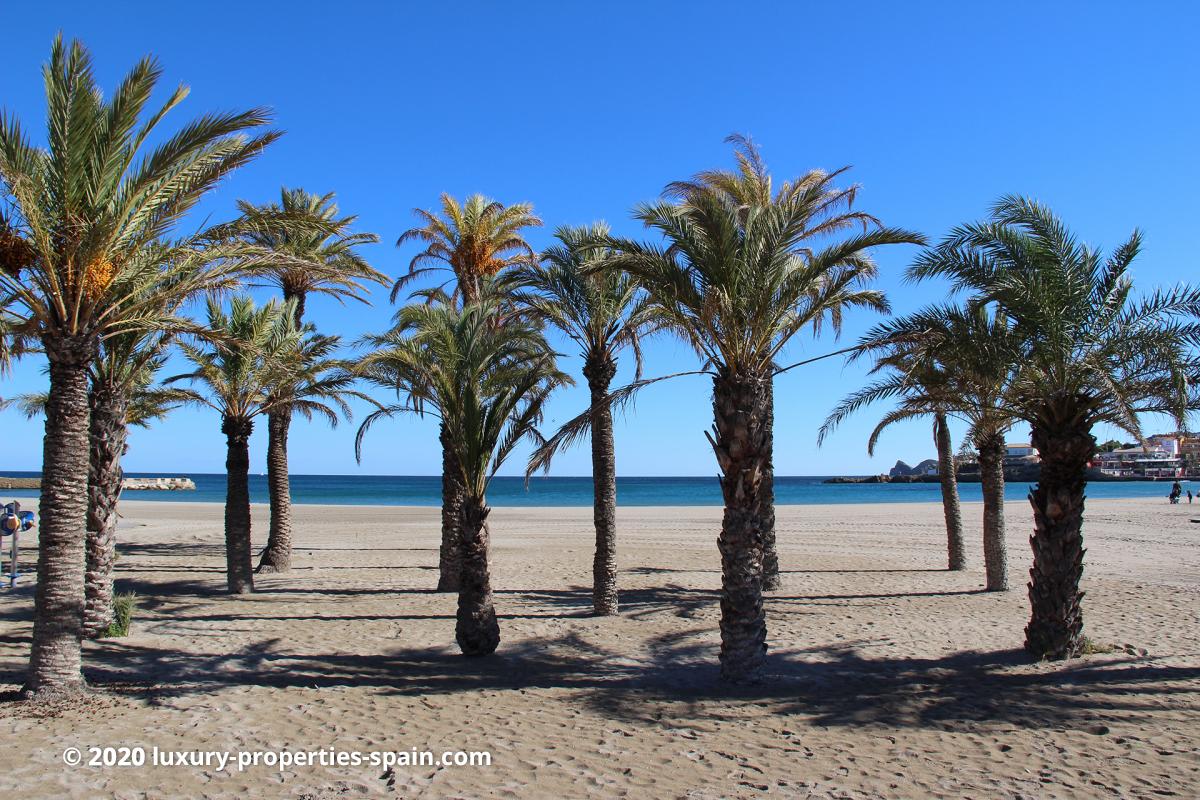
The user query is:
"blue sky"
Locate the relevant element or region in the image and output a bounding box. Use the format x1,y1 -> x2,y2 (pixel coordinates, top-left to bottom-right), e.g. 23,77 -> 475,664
2,1 -> 1197,477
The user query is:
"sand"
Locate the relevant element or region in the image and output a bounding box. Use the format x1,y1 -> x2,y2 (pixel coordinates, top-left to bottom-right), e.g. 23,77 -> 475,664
0,496 -> 1198,798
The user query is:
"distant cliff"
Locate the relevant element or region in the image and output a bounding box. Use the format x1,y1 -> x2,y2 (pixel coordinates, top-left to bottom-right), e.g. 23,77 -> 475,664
889,459 -> 939,478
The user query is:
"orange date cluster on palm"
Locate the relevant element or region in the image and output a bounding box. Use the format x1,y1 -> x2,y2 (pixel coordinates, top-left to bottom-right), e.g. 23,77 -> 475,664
63,256 -> 117,300
0,227 -> 36,277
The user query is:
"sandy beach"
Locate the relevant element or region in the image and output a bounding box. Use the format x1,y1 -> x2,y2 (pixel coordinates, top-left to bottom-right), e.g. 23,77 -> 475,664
0,497 -> 1198,798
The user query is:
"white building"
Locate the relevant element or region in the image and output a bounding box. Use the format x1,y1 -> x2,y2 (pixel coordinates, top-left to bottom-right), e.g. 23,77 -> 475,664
1095,437 -> 1183,478
1006,443 -> 1037,459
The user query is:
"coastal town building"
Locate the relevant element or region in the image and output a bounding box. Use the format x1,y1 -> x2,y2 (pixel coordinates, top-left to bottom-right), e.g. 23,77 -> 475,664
1179,435 -> 1200,476
1094,434 -> 1185,477
1006,442 -> 1036,459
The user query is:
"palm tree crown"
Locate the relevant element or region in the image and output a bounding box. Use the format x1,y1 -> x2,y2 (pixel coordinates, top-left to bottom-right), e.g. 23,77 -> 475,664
171,296 -> 303,421
820,303 -> 1019,452
605,187 -> 922,378
909,196 -> 1200,437
393,193 -> 542,304
512,222 -> 652,378
358,295 -> 569,498
262,331 -> 374,427
231,187 -> 387,322
0,36 -> 278,345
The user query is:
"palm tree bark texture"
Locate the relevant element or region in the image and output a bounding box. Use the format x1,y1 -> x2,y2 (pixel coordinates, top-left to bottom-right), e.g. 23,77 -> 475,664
258,290 -> 303,573
760,377 -> 780,590
710,368 -> 770,683
976,430 -> 1009,592
84,387 -> 129,637
584,352 -> 619,616
456,496 -> 501,655
1025,406 -> 1094,659
26,334 -> 95,697
257,411 -> 293,573
934,411 -> 967,571
222,416 -> 255,594
437,422 -> 465,592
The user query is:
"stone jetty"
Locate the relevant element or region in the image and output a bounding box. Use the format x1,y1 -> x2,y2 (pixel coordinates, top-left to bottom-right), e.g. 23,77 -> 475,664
0,476 -> 196,491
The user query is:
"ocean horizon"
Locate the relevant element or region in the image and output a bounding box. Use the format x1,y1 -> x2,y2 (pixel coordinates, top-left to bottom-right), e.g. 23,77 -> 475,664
1,471 -> 1192,507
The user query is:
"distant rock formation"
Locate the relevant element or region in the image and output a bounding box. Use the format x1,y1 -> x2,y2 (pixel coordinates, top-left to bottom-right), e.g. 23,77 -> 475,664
890,459 -> 938,478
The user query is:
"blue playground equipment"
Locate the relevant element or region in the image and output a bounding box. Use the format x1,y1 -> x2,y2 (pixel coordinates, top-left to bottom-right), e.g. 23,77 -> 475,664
1,501 -> 35,588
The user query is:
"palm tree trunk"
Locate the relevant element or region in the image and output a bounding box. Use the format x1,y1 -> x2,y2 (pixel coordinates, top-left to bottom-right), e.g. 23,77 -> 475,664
934,411 -> 967,571
456,495 -> 500,656
976,430 -> 1009,592
257,410 -> 293,573
83,386 -> 128,638
222,416 -> 255,594
25,335 -> 94,697
437,423 -> 465,592
584,353 -> 619,615
709,368 -> 770,683
258,286 -> 305,573
1025,410 -> 1094,659
760,377 -> 780,591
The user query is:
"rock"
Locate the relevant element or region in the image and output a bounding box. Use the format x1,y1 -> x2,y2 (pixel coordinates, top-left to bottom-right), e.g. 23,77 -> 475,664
121,477 -> 197,492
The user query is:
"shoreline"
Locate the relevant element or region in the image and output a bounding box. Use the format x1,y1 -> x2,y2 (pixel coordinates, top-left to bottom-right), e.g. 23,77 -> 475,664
0,495 -> 1178,513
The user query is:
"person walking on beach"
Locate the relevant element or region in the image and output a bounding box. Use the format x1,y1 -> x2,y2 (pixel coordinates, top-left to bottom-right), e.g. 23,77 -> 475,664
1189,490 -> 1194,504
1169,481 -> 1183,504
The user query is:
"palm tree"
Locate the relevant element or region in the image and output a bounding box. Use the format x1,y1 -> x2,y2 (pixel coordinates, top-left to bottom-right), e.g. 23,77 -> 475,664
86,350 -> 187,635
393,193 -> 542,592
260,330 -> 376,570
19,335 -> 189,635
171,297 -> 303,594
593,186 -> 923,682
932,411 -> 967,570
824,351 -> 968,571
515,223 -> 654,615
357,296 -> 569,654
663,134 -> 892,590
821,303 -> 1020,589
0,37 -> 277,695
230,187 -> 385,573
910,196 -> 1200,658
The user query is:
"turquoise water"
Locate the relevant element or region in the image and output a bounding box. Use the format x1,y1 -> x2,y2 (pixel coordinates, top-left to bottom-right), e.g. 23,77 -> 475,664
1,472 -> 1192,507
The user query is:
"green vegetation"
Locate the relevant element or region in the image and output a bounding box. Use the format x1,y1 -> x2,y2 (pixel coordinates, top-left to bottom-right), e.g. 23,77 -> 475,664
101,592 -> 138,638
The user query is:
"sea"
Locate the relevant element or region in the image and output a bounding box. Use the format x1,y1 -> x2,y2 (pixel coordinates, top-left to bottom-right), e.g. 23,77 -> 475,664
0,472 -> 1192,507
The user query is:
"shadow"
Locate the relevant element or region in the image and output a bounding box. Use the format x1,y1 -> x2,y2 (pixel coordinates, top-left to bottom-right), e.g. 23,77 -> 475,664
628,566 -> 949,576
770,589 -> 988,601
296,547 -> 440,552
494,585 -> 718,620
72,631 -> 1200,735
150,612 -> 455,623
114,565 -> 228,575
286,566 -> 438,571
117,542 -> 225,558
255,587 -> 443,596
779,568 -> 952,575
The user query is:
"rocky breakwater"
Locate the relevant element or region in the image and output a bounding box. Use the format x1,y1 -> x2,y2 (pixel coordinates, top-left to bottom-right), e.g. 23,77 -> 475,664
0,476 -> 196,491
122,477 -> 197,491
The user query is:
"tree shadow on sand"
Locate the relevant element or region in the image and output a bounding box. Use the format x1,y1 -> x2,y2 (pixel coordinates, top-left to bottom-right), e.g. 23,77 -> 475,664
6,574 -> 1198,734
65,621 -> 1200,734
